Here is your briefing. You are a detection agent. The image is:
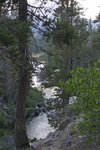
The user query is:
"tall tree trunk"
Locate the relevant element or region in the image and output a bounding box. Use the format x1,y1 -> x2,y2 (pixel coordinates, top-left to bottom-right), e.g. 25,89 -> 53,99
70,0 -> 74,71
15,0 -> 29,149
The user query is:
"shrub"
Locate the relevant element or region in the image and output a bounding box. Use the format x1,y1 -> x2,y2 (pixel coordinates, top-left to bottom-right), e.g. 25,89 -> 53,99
26,87 -> 44,108
26,87 -> 45,116
61,62 -> 100,141
25,108 -> 33,117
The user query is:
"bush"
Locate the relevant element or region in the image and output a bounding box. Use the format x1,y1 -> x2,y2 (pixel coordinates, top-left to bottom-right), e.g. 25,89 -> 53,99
26,87 -> 44,108
61,62 -> 100,141
25,108 -> 33,117
26,87 -> 45,116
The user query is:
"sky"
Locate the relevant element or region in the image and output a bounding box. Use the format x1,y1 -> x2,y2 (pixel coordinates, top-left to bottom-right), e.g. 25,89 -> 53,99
28,0 -> 100,20
79,0 -> 100,19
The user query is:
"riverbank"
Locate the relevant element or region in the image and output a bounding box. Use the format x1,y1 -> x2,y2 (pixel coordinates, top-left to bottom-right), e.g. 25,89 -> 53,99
31,115 -> 100,150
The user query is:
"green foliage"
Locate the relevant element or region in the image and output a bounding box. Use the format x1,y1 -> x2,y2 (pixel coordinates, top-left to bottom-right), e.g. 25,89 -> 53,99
52,20 -> 77,44
0,130 -> 15,150
26,147 -> 33,150
0,109 -> 7,128
26,87 -> 44,116
26,87 -> 44,108
61,62 -> 100,140
93,27 -> 100,50
6,102 -> 16,117
46,99 -> 81,128
25,108 -> 33,117
0,19 -> 17,46
43,0 -> 91,128
0,128 -> 5,136
46,88 -> 70,128
64,103 -> 82,117
29,137 -> 38,143
47,113 -> 61,128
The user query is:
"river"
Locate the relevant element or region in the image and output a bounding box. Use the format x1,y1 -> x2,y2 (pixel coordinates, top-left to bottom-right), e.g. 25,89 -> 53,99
26,64 -> 55,140
0,64 -> 55,150
0,64 -> 76,149
26,64 -> 77,140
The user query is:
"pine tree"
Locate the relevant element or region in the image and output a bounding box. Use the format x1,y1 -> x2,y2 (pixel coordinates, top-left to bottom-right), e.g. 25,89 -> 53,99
43,0 -> 90,127
0,0 -> 54,148
15,0 -> 30,149
93,12 -> 100,51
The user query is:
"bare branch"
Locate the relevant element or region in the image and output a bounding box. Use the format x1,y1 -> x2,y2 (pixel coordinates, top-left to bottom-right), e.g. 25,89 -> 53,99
27,10 -> 46,23
27,3 -> 44,9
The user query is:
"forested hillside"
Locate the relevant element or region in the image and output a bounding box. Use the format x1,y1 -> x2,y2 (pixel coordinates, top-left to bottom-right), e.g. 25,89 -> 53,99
0,0 -> 100,150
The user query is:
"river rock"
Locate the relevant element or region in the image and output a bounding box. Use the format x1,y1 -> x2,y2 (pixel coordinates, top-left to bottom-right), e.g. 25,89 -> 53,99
37,67 -> 48,81
37,102 -> 45,108
30,108 -> 41,117
31,115 -> 100,150
58,116 -> 76,130
60,136 -> 72,149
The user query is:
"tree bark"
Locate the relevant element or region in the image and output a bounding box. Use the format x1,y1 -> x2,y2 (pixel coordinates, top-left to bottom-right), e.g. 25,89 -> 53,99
15,0 -> 29,149
15,73 -> 29,149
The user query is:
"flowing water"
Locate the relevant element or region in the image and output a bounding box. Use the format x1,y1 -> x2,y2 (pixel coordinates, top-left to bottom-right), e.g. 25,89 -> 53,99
26,64 -> 76,140
26,64 -> 55,140
26,113 -> 54,140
